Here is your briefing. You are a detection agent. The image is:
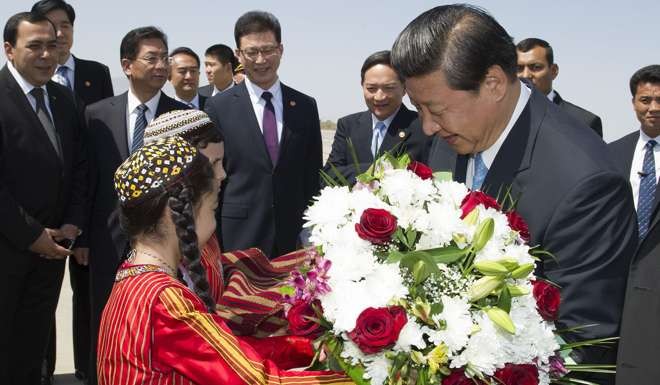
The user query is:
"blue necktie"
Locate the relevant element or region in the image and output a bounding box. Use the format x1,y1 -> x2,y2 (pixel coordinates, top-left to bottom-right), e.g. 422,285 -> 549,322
372,121 -> 387,157
55,66 -> 72,90
472,152 -> 488,190
638,139 -> 657,240
131,104 -> 148,154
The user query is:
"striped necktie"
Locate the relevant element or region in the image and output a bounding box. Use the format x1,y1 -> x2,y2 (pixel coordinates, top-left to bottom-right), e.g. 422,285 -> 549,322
472,152 -> 488,190
55,66 -> 72,90
130,104 -> 148,154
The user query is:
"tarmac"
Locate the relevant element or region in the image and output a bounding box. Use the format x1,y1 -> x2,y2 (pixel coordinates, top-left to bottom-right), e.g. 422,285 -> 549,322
51,129 -> 337,384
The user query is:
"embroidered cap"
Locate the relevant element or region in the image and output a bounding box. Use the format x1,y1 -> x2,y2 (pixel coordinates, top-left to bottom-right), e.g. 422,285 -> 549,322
143,109 -> 214,145
114,136 -> 197,204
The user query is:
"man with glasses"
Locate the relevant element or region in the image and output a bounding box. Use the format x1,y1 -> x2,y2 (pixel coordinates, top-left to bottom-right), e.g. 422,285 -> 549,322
84,26 -> 187,385
205,11 -> 323,258
168,46 -> 206,109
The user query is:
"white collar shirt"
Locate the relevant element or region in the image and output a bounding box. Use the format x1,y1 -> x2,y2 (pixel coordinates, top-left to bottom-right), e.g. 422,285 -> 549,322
126,90 -> 161,151
7,61 -> 54,120
244,76 -> 283,141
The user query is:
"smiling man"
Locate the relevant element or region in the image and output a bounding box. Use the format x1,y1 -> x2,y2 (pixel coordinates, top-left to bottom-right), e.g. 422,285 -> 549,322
168,46 -> 205,109
324,50 -> 430,182
205,10 -> 322,258
392,5 -> 636,380
83,26 -> 188,385
609,65 -> 660,385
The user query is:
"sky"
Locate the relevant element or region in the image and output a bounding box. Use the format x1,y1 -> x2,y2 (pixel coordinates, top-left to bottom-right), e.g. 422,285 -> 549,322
1,0 -> 657,142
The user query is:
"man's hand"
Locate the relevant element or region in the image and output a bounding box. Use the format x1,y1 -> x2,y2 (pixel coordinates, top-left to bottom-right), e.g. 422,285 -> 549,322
72,247 -> 89,266
28,228 -> 71,259
59,223 -> 81,240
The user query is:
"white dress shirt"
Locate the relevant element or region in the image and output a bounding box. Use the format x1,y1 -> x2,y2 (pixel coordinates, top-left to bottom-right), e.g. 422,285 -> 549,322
244,77 -> 283,141
52,54 -> 75,89
174,93 -> 200,109
7,61 -> 54,120
546,89 -> 557,103
126,90 -> 161,151
630,130 -> 660,210
466,81 -> 531,187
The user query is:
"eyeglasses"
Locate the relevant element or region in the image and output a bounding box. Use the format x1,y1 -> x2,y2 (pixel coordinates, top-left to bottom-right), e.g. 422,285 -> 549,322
239,45 -> 280,61
137,54 -> 169,66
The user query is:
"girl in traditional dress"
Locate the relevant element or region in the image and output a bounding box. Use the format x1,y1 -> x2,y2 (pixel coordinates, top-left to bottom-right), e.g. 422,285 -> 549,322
98,136 -> 351,385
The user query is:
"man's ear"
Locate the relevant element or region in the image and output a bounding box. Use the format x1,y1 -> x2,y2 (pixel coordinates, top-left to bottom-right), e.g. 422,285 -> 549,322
483,65 -> 509,102
121,58 -> 132,77
550,63 -> 559,81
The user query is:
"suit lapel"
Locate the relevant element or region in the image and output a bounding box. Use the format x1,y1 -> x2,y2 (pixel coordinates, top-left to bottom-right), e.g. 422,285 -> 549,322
46,83 -> 68,166
235,83 -> 272,168
454,155 -> 468,184
110,93 -> 129,159
356,111 -> 375,162
380,106 -> 412,156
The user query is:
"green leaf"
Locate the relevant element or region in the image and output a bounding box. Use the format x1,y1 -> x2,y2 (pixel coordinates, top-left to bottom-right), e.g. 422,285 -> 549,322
430,302 -> 444,316
412,260 -> 431,285
327,162 -> 350,187
485,307 -> 516,334
432,171 -> 453,183
510,263 -> 535,279
406,229 -> 418,249
472,218 -> 494,252
319,169 -> 338,187
325,338 -> 370,385
424,245 -> 469,265
278,286 -> 295,296
346,138 -> 362,175
497,285 -> 512,313
385,250 -> 406,264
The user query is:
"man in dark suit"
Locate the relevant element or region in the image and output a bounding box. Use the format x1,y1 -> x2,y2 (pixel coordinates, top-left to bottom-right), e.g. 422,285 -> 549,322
30,1 -> 114,381
516,38 -> 603,137
392,5 -> 636,378
0,12 -> 87,385
610,65 -> 660,385
324,50 -> 430,183
85,26 -> 187,385
206,11 -> 321,258
199,43 -> 238,98
169,46 -> 206,109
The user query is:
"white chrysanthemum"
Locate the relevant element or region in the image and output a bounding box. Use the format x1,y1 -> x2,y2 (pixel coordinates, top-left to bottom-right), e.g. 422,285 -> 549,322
452,312 -> 507,375
363,354 -> 391,385
322,226 -> 375,281
434,180 -> 469,207
304,186 -> 352,228
348,188 -> 392,224
340,338 -> 368,364
391,204 -> 429,231
479,206 -> 512,243
379,169 -> 435,207
416,201 -> 468,249
429,295 -> 473,354
503,243 -> 535,266
394,320 -> 427,352
538,363 -> 551,385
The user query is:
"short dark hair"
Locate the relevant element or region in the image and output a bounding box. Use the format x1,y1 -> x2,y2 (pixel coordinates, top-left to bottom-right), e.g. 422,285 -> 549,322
204,44 -> 238,71
630,65 -> 660,97
234,10 -> 281,48
516,38 -> 554,66
170,46 -> 200,68
120,26 -> 167,61
361,50 -> 403,84
31,0 -> 76,25
391,4 -> 517,91
4,12 -> 55,46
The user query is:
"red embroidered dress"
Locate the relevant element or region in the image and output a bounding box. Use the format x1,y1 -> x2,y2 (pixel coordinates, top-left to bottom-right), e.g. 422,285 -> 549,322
98,263 -> 352,385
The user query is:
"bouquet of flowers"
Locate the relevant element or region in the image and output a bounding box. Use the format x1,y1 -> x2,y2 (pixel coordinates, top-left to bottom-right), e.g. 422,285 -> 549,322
281,154 -> 610,385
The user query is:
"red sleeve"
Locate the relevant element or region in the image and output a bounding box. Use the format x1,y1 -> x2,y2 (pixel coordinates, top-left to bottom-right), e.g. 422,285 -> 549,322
151,286 -> 353,385
240,335 -> 316,370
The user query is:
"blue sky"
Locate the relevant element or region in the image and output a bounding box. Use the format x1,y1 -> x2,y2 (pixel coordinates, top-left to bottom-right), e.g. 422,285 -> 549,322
1,0 -> 657,141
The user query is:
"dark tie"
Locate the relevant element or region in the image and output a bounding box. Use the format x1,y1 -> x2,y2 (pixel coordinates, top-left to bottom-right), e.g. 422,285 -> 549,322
30,87 -> 62,158
638,139 -> 657,240
261,91 -> 279,164
131,104 -> 148,154
55,66 -> 72,90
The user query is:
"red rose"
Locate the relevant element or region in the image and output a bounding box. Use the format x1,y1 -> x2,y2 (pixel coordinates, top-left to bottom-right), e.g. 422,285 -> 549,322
443,369 -> 486,385
506,210 -> 531,242
494,363 -> 539,385
460,191 -> 501,218
287,300 -> 324,337
348,306 -> 407,354
532,280 -> 561,321
355,208 -> 398,245
407,161 -> 433,180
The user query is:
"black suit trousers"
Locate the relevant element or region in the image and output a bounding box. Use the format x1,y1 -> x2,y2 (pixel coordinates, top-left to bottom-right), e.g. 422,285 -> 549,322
0,252 -> 65,385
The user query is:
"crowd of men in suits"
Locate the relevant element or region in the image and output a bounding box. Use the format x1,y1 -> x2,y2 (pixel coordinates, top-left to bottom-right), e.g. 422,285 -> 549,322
0,1 -> 658,385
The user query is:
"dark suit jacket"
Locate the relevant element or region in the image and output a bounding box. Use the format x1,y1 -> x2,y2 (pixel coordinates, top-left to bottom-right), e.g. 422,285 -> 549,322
85,91 -> 188,324
205,81 -> 322,257
553,91 -> 603,137
73,56 -> 113,107
428,85 -> 637,367
0,65 -> 87,253
198,84 -> 212,98
198,94 -> 207,110
610,131 -> 660,385
323,105 -> 431,182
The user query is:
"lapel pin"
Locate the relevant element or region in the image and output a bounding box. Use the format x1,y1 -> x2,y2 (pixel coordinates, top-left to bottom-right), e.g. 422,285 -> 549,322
398,131 -> 405,138
85,81 -> 91,87
289,100 -> 296,107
